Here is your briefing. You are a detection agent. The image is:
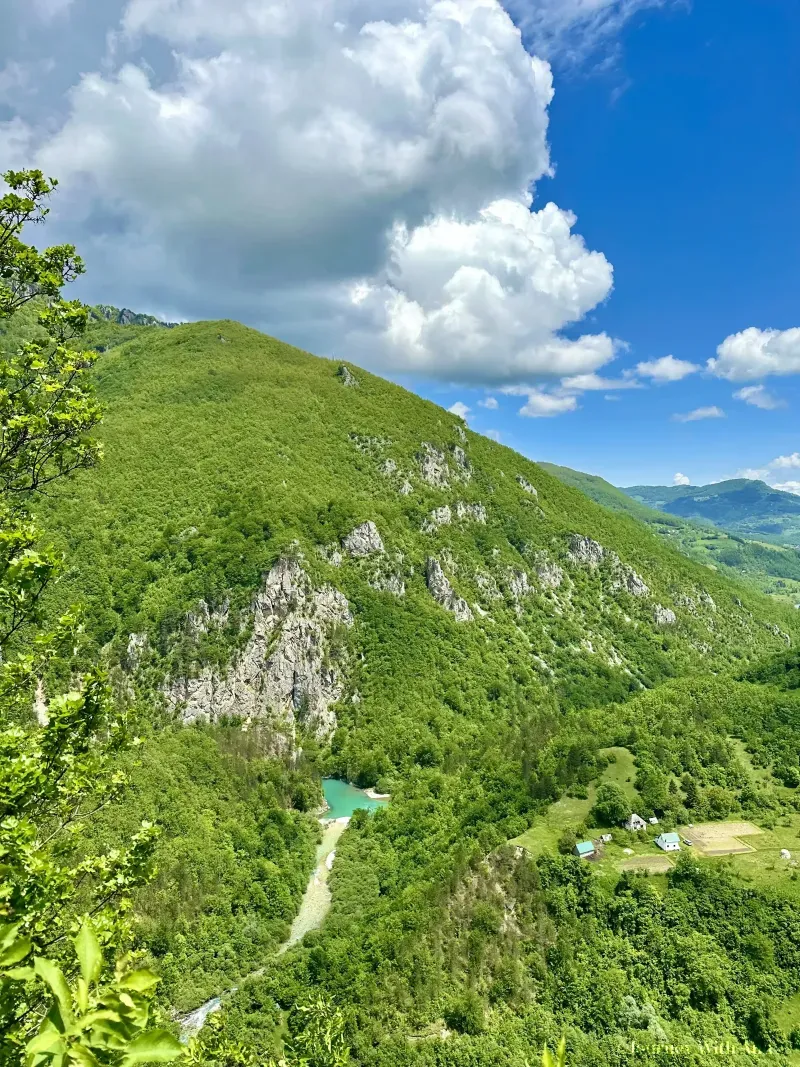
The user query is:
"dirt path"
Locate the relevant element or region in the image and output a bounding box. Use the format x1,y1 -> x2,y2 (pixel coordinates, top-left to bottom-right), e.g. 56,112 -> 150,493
178,816 -> 350,1037
279,817 -> 349,953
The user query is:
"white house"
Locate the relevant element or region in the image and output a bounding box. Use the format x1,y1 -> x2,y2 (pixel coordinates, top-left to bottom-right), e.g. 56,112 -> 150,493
648,816 -> 659,825
656,832 -> 681,853
625,814 -> 647,832
600,834 -> 613,844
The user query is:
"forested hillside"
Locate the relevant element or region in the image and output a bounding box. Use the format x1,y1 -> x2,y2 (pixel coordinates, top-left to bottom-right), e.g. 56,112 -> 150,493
7,300 -> 800,1065
34,319 -> 796,779
542,462 -> 800,606
14,312 -> 797,1062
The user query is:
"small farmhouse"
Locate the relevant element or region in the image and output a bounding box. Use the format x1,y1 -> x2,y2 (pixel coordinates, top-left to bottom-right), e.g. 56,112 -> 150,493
626,814 -> 647,832
648,816 -> 659,825
600,834 -> 613,844
574,841 -> 596,859
656,832 -> 681,853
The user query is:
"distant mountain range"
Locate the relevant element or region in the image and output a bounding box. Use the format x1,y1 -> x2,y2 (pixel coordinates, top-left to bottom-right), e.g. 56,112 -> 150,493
622,479 -> 800,546
540,464 -> 800,606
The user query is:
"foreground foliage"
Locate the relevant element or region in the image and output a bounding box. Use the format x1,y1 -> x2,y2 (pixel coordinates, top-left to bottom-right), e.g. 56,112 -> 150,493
0,169 -> 180,1066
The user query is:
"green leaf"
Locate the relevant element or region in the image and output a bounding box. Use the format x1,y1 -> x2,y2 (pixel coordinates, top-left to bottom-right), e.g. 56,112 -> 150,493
26,1022 -> 67,1057
119,1029 -> 184,1066
118,969 -> 160,993
4,965 -> 36,981
80,1009 -> 122,1030
0,922 -> 22,951
0,936 -> 32,966
67,1046 -> 102,1067
34,957 -> 75,1026
74,922 -> 102,986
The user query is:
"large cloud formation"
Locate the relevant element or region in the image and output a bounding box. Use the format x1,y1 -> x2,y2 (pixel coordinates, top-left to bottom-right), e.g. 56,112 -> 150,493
709,326 -> 800,381
5,0 -> 618,386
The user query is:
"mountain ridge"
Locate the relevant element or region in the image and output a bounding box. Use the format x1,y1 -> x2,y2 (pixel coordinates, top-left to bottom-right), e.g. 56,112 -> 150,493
623,478 -> 800,545
541,462 -> 800,606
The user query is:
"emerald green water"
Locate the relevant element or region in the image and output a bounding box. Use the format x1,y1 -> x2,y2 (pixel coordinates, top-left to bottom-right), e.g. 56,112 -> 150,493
322,778 -> 387,819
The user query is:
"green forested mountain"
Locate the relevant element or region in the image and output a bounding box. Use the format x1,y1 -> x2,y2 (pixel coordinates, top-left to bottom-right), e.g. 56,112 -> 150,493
623,479 -> 800,546
15,314 -> 800,1064
541,462 -> 800,606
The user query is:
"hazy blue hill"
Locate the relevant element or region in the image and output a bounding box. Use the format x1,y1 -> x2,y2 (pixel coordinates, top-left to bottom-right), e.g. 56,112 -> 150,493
623,479 -> 800,545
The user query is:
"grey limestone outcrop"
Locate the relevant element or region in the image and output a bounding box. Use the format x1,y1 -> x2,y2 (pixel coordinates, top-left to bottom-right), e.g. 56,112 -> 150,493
568,533 -> 605,568
418,443 -> 450,488
533,553 -> 564,589
456,501 -> 486,523
425,557 -> 473,622
342,520 -> 384,557
338,364 -> 359,387
165,558 -> 352,741
422,505 -> 452,533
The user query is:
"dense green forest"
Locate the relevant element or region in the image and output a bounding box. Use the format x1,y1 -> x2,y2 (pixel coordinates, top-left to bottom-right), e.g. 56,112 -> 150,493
541,462 -> 800,606
5,244 -> 800,1064
81,724 -> 320,1012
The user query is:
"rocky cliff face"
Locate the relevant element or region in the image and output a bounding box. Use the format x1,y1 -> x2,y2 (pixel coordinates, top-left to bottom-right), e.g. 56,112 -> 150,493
164,557 -> 352,741
342,520 -> 384,557
426,557 -> 473,622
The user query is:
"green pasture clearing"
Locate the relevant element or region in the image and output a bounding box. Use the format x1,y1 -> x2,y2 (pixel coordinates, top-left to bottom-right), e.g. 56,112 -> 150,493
510,746 -> 667,877
776,991 -> 800,1062
703,816 -> 800,894
730,738 -> 773,787
620,855 -> 674,873
776,990 -> 800,1033
600,746 -> 638,800
513,775 -> 800,890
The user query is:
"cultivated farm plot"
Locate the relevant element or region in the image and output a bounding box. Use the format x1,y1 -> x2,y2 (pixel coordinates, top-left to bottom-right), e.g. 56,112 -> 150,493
683,821 -> 762,856
620,855 -> 673,873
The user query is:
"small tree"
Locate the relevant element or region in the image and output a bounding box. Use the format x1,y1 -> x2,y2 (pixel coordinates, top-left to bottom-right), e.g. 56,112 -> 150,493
589,783 -> 630,828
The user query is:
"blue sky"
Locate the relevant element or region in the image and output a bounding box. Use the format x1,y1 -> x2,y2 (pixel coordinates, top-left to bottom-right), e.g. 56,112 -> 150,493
1,0 -> 798,490
423,0 -> 800,487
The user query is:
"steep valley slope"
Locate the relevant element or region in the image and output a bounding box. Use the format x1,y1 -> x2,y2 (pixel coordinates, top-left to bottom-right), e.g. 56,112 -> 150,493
32,318 -> 800,1065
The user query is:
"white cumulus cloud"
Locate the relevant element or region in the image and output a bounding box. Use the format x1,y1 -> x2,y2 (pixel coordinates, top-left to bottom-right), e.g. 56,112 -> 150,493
769,452 -> 800,470
5,0 -> 621,388
636,354 -> 699,382
735,454 -> 800,492
673,472 -> 690,486
346,198 -> 614,385
509,387 -> 579,418
559,371 -> 640,392
673,406 -> 725,422
733,384 -> 785,410
478,396 -> 499,409
448,401 -> 471,420
709,326 -> 800,381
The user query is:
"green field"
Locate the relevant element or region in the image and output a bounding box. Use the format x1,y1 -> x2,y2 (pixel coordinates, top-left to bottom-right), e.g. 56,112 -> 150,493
512,745 -> 800,893
776,991 -> 800,1056
510,746 -> 646,872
